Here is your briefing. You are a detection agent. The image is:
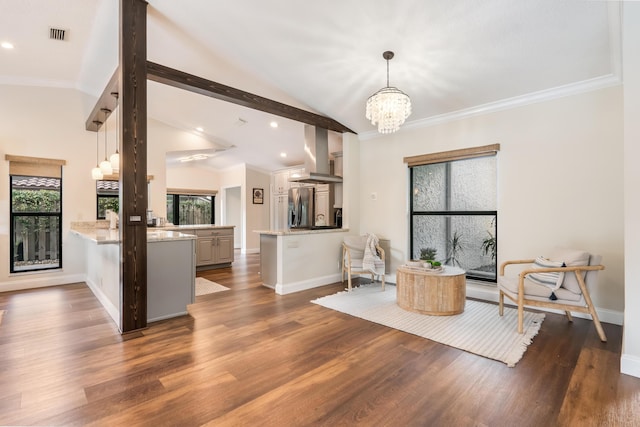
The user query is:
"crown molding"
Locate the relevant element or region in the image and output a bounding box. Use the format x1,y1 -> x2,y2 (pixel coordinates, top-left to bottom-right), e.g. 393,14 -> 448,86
360,73 -> 622,141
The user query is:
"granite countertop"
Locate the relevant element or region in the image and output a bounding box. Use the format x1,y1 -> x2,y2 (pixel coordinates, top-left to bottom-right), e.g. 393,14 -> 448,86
158,224 -> 235,231
70,228 -> 197,245
255,228 -> 349,236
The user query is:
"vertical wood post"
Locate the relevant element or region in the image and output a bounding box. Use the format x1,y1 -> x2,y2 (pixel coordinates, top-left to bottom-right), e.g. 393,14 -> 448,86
119,0 -> 148,332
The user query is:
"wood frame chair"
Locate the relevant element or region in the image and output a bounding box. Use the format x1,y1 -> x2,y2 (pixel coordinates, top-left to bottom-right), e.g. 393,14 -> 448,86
341,240 -> 385,292
499,258 -> 606,342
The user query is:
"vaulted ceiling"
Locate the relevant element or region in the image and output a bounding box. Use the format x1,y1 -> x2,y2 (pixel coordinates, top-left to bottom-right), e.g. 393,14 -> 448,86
0,0 -> 621,171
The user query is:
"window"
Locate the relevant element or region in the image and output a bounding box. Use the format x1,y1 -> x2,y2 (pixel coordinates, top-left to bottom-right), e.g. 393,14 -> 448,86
7,155 -> 65,273
97,180 -> 119,219
406,145 -> 498,282
166,188 -> 216,225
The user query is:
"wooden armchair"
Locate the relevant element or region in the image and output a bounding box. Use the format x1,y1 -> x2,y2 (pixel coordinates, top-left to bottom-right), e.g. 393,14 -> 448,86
498,248 -> 606,342
341,235 -> 385,292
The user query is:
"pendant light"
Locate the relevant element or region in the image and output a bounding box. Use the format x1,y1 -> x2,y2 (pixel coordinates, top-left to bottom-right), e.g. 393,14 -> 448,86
91,120 -> 104,180
365,51 -> 412,134
109,92 -> 120,172
99,108 -> 113,175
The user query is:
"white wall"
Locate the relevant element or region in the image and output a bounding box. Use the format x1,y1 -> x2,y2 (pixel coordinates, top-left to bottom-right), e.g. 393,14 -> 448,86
358,86 -> 624,321
622,2 -> 640,378
225,186 -> 242,248
0,85 -> 97,290
245,167 -> 271,253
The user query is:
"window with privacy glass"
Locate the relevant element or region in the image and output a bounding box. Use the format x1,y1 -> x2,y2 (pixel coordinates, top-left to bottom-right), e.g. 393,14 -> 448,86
410,155 -> 497,282
166,194 -> 215,225
97,179 -> 119,219
11,175 -> 62,273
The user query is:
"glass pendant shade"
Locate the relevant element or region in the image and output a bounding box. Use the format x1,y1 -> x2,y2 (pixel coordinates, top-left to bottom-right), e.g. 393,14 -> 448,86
109,152 -> 120,172
100,108 -> 112,175
99,159 -> 113,175
92,120 -> 103,180
92,166 -> 103,180
365,51 -> 412,134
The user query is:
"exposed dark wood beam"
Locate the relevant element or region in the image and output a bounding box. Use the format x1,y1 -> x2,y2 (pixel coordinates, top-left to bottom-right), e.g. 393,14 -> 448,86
119,0 -> 148,333
146,61 -> 356,134
86,64 -> 356,135
85,68 -> 120,131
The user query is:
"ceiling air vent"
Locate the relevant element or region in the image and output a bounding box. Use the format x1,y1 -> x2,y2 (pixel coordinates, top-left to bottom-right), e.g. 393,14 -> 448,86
49,28 -> 66,41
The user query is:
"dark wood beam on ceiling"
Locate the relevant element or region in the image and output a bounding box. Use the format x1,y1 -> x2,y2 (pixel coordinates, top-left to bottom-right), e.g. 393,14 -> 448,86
86,65 -> 356,135
146,61 -> 356,134
119,0 -> 148,333
85,68 -> 120,131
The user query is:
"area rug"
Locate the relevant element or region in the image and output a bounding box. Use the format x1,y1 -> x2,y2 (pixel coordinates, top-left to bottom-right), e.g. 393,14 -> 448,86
195,277 -> 230,296
311,284 -> 545,367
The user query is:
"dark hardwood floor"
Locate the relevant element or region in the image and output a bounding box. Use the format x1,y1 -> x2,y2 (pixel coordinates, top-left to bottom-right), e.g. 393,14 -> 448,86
0,252 -> 639,426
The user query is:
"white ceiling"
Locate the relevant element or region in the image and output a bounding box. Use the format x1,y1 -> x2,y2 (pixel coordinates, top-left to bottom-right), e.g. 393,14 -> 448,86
0,0 -> 621,172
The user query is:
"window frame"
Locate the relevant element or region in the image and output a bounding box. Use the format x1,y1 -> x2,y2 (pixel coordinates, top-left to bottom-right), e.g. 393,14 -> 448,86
166,189 -> 216,226
9,175 -> 63,274
406,145 -> 499,283
96,179 -> 119,219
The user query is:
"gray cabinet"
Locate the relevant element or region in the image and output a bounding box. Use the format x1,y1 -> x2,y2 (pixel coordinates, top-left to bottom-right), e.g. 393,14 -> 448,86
147,238 -> 195,322
193,228 -> 234,267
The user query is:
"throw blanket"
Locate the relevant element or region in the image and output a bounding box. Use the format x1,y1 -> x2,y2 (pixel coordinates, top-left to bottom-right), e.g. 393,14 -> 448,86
362,233 -> 385,275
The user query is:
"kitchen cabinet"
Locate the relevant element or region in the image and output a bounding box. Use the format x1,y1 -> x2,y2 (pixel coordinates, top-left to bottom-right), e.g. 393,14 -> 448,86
333,152 -> 343,208
195,228 -> 234,267
273,170 -> 290,194
272,194 -> 289,230
315,188 -> 330,226
288,168 -> 305,188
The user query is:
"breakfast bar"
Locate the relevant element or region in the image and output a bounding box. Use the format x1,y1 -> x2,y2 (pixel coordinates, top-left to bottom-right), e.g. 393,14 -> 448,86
256,228 -> 348,295
70,222 -> 197,330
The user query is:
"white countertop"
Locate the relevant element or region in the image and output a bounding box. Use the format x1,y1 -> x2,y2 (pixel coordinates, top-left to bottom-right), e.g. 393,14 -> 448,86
70,228 -> 197,245
255,228 -> 349,236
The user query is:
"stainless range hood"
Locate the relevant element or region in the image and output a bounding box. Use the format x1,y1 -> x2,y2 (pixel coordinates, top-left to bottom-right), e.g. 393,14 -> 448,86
288,125 -> 343,184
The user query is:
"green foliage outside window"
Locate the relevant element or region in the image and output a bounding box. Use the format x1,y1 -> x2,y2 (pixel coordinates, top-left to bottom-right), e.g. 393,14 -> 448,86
12,189 -> 60,213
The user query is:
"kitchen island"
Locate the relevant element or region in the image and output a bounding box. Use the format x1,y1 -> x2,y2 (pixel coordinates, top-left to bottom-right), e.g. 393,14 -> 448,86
256,228 -> 349,294
71,223 -> 196,330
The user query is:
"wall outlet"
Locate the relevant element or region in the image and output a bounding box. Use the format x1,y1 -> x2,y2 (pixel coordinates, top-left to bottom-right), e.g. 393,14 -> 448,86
370,192 -> 377,200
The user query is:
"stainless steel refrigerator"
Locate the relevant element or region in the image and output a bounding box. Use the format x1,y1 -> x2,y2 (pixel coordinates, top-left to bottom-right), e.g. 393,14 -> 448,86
288,186 -> 314,229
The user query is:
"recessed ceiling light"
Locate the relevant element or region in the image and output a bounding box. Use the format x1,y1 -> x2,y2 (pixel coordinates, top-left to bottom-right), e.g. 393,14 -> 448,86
280,152 -> 287,158
1,41 -> 14,49
179,153 -> 209,162
270,121 -> 278,128
195,127 -> 204,132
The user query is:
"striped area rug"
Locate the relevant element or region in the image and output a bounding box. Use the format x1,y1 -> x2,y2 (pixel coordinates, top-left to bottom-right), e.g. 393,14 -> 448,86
311,284 -> 544,367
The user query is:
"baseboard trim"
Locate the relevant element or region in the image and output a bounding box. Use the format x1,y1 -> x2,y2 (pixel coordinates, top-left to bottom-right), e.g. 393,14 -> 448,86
275,273 -> 343,295
0,273 -> 86,293
85,277 -> 121,330
621,354 -> 640,379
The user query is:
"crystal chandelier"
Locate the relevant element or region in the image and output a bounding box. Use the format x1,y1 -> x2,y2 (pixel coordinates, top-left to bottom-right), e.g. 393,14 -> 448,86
365,51 -> 412,134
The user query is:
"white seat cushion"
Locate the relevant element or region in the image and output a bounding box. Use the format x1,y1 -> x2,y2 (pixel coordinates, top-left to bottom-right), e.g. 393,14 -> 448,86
498,276 -> 582,302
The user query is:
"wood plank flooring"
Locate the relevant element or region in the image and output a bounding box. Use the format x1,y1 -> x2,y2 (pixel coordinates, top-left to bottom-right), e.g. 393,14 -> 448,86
0,252 -> 639,426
